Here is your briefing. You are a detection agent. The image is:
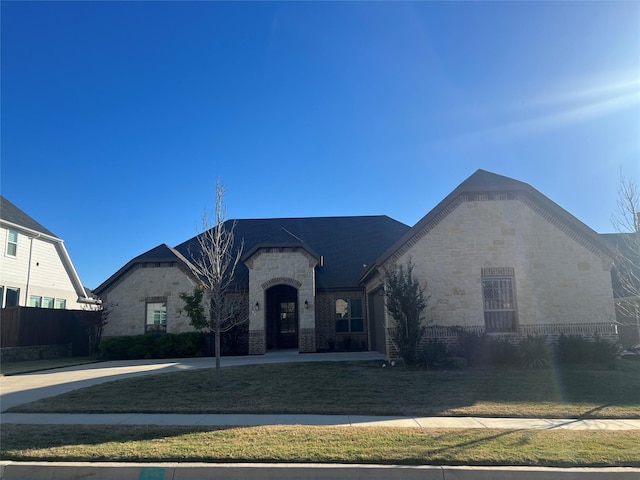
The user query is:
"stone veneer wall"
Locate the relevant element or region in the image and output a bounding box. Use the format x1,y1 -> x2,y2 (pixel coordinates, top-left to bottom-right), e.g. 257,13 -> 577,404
386,197 -> 615,329
315,290 -> 368,351
1,344 -> 72,362
245,248 -> 317,354
100,263 -> 199,337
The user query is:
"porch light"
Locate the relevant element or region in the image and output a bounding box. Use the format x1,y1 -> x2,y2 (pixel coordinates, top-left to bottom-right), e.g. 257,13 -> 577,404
254,301 -> 260,311
304,300 -> 309,309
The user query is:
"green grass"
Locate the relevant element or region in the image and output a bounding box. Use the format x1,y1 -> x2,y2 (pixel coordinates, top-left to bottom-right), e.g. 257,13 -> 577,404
1,425 -> 638,467
0,357 -> 97,376
9,360 -> 640,418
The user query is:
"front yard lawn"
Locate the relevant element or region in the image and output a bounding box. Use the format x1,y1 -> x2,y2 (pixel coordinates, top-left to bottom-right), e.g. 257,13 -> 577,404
9,359 -> 640,418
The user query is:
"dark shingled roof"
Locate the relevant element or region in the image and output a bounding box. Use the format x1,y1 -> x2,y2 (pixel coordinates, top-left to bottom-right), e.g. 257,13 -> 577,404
0,196 -> 57,237
175,216 -> 411,291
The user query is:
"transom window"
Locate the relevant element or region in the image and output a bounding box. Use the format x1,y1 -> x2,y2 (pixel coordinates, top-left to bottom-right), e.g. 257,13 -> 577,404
335,298 -> 364,333
6,229 -> 17,257
29,296 -> 66,309
481,267 -> 517,333
146,301 -> 167,333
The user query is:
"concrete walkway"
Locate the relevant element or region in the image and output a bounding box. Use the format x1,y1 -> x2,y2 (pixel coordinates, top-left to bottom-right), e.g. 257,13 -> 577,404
2,350 -> 639,430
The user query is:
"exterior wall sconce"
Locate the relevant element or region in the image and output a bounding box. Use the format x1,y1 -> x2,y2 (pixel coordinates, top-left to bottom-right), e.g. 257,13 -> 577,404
304,300 -> 309,309
254,302 -> 260,311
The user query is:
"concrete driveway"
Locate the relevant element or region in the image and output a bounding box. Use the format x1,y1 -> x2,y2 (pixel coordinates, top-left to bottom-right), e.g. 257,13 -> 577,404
0,350 -> 384,412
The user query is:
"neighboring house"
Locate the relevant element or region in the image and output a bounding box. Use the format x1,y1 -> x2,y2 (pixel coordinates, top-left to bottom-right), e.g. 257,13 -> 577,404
95,170 -> 618,355
0,196 -> 96,310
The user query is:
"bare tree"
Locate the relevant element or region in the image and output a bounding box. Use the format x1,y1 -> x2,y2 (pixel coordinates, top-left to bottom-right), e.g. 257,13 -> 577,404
184,179 -> 248,379
611,174 -> 640,344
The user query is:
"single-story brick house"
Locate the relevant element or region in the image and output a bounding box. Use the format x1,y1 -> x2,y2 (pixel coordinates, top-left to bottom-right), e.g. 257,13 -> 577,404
94,170 -> 618,355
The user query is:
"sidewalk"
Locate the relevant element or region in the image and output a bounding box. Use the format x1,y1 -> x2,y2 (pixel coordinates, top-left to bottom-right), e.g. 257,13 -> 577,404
3,412 -> 640,430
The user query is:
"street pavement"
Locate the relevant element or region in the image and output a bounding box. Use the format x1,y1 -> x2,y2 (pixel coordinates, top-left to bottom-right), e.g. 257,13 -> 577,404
1,351 -> 639,479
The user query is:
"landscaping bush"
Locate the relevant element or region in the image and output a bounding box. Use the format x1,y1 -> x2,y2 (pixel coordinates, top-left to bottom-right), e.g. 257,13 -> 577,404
99,332 -> 207,360
453,331 -> 488,365
417,339 -> 449,369
443,356 -> 467,369
518,336 -> 552,369
557,335 -> 619,367
490,339 -> 519,365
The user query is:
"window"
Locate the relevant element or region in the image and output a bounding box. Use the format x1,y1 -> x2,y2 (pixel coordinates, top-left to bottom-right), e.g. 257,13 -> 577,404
280,302 -> 296,334
146,301 -> 167,333
54,298 -> 66,309
5,287 -> 20,307
30,296 -> 42,307
481,267 -> 517,333
335,298 -> 364,333
43,297 -> 55,308
6,229 -> 17,256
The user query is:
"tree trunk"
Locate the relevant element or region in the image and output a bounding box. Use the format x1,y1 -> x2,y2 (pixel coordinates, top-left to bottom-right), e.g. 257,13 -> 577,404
215,327 -> 221,377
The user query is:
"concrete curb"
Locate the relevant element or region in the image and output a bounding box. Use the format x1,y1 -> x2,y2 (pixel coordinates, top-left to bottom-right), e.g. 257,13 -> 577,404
1,462 -> 639,480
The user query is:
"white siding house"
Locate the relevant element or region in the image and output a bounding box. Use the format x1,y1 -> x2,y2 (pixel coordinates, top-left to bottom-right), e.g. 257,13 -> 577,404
0,196 -> 96,310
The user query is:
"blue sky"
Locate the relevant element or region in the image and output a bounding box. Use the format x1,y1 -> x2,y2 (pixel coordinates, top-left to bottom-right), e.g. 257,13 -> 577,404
2,1 -> 639,290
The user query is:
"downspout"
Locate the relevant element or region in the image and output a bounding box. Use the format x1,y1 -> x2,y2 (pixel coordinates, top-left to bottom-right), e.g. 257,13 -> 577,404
24,233 -> 41,304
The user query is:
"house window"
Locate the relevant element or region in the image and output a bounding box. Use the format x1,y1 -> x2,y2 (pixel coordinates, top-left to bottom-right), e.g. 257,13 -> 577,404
335,298 -> 364,333
280,302 -> 296,334
30,296 -> 42,307
481,267 -> 518,333
146,301 -> 167,333
6,229 -> 17,257
5,287 -> 20,307
43,297 -> 55,308
54,298 -> 66,309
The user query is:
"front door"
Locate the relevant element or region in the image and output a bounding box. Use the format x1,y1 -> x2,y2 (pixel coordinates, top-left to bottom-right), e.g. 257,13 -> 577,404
266,284 -> 298,350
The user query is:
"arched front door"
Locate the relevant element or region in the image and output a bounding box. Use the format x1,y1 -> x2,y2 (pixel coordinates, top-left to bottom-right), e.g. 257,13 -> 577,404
266,284 -> 298,350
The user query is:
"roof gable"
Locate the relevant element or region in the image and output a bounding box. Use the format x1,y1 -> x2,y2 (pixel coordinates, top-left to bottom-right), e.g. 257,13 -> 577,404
364,169 -> 613,279
94,243 -> 198,294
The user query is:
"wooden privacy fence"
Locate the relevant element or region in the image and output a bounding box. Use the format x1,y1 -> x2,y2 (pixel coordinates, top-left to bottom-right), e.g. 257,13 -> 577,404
0,306 -> 101,356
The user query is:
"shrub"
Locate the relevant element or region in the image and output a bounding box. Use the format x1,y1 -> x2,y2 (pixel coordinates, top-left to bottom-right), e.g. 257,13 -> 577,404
384,259 -> 429,365
417,339 -> 449,369
99,332 -> 207,360
454,331 -> 491,366
557,335 -> 619,367
518,336 -> 551,369
490,339 -> 519,365
443,356 -> 467,369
